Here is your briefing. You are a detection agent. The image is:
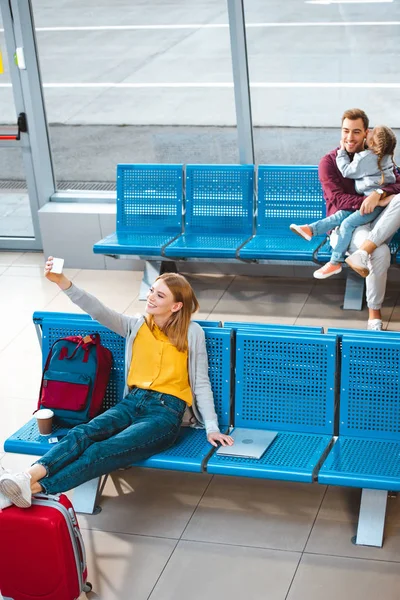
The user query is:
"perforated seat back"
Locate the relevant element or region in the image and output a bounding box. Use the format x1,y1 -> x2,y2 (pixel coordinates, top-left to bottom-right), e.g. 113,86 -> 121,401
117,164 -> 183,234
340,337 -> 400,440
234,331 -> 336,434
257,165 -> 325,234
224,321 -> 323,333
185,165 -> 254,235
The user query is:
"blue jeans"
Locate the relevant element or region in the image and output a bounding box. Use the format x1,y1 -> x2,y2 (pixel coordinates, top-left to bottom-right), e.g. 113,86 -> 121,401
310,207 -> 383,263
35,388 -> 186,494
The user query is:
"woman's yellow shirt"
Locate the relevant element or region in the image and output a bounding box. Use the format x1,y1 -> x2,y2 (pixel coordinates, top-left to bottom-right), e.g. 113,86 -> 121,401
127,322 -> 192,405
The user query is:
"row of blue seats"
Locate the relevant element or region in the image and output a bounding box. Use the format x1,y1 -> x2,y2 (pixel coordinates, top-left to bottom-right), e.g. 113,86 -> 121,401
4,312 -> 400,546
93,163 -> 330,263
92,162 -> 400,312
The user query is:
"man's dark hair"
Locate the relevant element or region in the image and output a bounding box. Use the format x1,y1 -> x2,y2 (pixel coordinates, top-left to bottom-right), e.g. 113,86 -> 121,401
341,108 -> 369,130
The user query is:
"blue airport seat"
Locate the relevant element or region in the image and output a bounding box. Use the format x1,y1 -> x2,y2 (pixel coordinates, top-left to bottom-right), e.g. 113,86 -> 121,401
207,432 -> 332,482
93,164 -> 183,257
32,311 -> 220,330
239,166 -> 327,261
316,238 -> 333,263
319,437 -> 400,491
328,327 -> 400,340
33,311 -> 92,323
195,320 -> 222,328
94,232 -> 180,257
319,336 -> 400,491
5,315 -> 126,456
224,321 -> 323,333
164,164 -> 254,259
207,331 -> 336,482
5,316 -> 231,474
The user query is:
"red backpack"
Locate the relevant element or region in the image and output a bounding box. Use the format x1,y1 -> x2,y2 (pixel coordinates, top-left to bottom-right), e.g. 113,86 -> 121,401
38,334 -> 113,426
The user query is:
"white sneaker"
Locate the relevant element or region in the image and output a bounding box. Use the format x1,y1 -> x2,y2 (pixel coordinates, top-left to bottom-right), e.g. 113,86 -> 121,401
367,319 -> 383,331
0,472 -> 32,508
0,466 -> 12,510
0,489 -> 12,510
345,250 -> 370,278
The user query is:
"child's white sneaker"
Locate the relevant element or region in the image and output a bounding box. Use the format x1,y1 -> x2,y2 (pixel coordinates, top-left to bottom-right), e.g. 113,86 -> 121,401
0,472 -> 32,508
345,250 -> 369,278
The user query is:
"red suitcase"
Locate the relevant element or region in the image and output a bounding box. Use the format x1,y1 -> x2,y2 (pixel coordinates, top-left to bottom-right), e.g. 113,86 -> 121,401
0,494 -> 92,600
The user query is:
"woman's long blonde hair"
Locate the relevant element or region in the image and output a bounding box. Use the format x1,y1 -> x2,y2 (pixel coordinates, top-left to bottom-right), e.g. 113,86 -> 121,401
147,272 -> 199,352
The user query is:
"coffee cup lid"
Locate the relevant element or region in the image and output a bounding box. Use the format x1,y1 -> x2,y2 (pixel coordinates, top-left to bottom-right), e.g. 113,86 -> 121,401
36,408 -> 54,419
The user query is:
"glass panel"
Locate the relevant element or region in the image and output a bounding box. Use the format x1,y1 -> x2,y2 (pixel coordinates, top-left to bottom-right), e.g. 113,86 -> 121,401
245,0 -> 400,164
0,23 -> 34,238
32,0 -> 237,188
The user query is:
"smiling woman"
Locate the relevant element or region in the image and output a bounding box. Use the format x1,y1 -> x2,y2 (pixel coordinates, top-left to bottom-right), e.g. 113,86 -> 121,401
0,257 -> 233,511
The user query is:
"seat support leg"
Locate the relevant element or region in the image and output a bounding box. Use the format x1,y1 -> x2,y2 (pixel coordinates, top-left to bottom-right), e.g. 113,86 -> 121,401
343,271 -> 365,311
139,260 -> 177,300
72,477 -> 102,514
355,488 -> 388,547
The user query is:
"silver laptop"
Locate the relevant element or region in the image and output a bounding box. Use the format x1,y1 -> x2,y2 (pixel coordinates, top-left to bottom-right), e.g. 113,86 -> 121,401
216,428 -> 278,459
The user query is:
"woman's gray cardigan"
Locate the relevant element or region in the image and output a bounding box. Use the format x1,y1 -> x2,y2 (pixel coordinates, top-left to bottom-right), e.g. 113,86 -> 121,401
64,283 -> 220,434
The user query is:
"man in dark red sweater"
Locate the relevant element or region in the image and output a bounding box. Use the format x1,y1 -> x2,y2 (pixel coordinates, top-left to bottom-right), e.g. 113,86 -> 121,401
318,108 -> 400,330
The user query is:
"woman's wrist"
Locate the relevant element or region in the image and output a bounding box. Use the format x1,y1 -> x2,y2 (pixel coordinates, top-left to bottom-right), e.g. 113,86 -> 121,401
58,276 -> 72,291
205,418 -> 220,435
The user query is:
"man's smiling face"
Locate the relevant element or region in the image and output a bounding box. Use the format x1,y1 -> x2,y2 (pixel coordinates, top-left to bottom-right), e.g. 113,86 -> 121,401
341,117 -> 368,155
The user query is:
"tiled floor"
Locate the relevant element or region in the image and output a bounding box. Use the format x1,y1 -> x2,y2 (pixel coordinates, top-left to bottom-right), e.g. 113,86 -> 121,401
0,193 -> 34,238
2,251 -> 400,600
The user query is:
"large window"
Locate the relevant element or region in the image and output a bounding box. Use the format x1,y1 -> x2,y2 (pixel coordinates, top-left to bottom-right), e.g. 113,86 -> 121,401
32,0 -> 238,186
0,27 -> 34,238
245,0 -> 400,164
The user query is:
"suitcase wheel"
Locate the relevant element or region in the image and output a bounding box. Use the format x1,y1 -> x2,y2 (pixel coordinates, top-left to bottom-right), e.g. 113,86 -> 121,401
84,581 -> 93,593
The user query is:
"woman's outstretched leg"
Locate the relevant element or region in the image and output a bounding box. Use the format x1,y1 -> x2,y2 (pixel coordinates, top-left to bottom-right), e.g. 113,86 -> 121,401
40,392 -> 185,494
0,390 -> 185,506
0,390 -> 142,507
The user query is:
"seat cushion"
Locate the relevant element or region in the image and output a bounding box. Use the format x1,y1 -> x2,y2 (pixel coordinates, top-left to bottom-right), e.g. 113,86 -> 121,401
319,436 -> 400,490
135,428 -> 213,473
93,232 -> 179,256
207,431 -> 332,483
164,234 -> 252,259
239,234 -> 327,261
4,418 -> 71,456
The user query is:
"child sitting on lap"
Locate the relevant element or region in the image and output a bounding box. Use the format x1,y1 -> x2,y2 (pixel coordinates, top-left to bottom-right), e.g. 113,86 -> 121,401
290,125 -> 397,279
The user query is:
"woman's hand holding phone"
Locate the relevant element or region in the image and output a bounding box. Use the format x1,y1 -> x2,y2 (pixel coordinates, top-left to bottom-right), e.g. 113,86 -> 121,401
44,256 -> 72,290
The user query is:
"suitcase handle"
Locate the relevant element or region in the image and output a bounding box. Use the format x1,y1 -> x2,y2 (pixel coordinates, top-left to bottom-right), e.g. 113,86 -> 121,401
73,522 -> 87,573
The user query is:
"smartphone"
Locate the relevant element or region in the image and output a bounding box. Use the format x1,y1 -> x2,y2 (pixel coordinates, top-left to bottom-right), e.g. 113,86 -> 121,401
50,257 -> 64,274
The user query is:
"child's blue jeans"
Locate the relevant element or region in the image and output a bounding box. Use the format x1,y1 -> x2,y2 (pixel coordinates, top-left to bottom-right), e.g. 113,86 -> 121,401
35,387 -> 186,494
310,207 -> 383,263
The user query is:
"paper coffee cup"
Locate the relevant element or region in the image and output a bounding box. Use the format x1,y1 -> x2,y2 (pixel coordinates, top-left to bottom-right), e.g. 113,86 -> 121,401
36,408 -> 54,435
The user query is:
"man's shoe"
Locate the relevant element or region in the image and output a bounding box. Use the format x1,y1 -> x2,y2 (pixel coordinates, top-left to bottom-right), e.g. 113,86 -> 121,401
313,262 -> 342,279
0,472 -> 32,508
289,224 -> 313,241
367,319 -> 383,331
345,250 -> 370,277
